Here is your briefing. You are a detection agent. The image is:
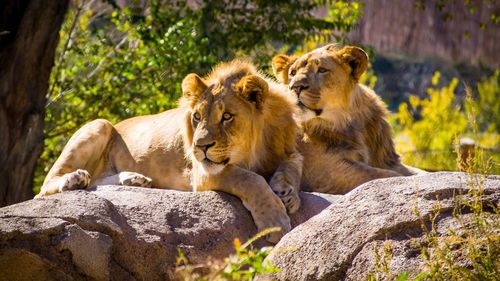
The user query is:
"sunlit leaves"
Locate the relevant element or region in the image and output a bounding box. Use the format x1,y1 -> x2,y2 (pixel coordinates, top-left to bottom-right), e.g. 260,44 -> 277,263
393,71 -> 499,173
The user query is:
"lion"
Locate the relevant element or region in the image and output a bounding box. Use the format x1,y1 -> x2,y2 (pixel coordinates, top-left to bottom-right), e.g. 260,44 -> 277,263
37,59 -> 302,243
272,44 -> 423,194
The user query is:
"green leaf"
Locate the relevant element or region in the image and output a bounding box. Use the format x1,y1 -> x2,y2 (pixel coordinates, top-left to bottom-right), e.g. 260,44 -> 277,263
414,272 -> 431,281
396,272 -> 410,281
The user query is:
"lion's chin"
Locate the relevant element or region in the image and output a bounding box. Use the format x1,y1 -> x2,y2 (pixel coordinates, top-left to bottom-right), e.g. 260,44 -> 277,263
198,158 -> 229,175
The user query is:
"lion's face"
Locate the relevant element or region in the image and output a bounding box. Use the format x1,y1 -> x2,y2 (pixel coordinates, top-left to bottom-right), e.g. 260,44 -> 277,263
272,45 -> 368,114
181,69 -> 268,175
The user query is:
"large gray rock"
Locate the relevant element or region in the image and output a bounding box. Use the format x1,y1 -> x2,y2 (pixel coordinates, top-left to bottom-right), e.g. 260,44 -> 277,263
0,186 -> 337,281
264,172 -> 499,281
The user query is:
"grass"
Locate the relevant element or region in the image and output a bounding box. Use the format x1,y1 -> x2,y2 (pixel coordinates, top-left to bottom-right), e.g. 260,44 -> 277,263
173,227 -> 280,281
367,173 -> 499,280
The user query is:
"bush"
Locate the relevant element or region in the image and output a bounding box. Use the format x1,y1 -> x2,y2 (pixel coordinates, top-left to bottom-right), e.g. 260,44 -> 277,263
392,71 -> 499,174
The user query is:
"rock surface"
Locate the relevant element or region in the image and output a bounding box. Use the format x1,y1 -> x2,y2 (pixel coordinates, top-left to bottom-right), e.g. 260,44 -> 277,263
0,186 -> 338,281
348,0 -> 499,68
264,172 -> 499,281
1,172 -> 497,281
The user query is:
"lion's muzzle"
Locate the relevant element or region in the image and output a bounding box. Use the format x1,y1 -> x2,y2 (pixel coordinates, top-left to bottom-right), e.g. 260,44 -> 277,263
289,78 -> 309,96
193,138 -> 230,174
195,140 -> 216,153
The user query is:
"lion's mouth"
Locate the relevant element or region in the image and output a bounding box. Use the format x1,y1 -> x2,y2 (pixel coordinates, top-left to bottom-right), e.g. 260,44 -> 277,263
298,100 -> 322,116
203,157 -> 230,166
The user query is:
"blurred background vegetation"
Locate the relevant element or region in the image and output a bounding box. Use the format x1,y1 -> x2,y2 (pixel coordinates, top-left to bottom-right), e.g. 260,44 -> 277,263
36,0 -> 499,192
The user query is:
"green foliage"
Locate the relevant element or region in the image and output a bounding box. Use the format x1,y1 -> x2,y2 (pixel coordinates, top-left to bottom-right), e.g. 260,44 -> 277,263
222,245 -> 278,280
324,1 -> 364,42
412,176 -> 500,280
35,0 -> 363,192
366,241 -> 396,281
367,177 -> 499,280
365,240 -> 433,281
465,70 -> 500,135
174,228 -> 280,280
396,71 -> 468,151
392,71 -> 499,173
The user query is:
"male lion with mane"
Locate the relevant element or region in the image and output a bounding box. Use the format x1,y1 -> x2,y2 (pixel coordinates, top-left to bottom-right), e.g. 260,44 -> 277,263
37,60 -> 302,242
272,44 -> 423,194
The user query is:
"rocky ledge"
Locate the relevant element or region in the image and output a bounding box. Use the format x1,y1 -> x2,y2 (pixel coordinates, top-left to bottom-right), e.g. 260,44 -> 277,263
0,172 -> 498,281
264,172 -> 499,281
0,185 -> 337,280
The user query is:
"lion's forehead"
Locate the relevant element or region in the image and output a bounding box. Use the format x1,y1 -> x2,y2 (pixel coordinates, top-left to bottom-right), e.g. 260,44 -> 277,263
294,52 -> 340,71
213,96 -> 245,115
195,95 -> 242,118
195,98 -> 221,116
207,73 -> 247,91
203,78 -> 240,97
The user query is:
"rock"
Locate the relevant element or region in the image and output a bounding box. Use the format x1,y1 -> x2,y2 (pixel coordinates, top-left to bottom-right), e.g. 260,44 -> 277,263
0,186 -> 338,281
0,248 -> 72,281
57,225 -> 113,280
348,0 -> 499,68
264,172 -> 499,281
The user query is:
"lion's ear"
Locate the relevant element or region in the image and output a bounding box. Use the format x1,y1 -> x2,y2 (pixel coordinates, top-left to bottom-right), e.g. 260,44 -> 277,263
236,75 -> 269,110
323,43 -> 338,52
272,54 -> 297,84
182,73 -> 207,103
336,46 -> 369,81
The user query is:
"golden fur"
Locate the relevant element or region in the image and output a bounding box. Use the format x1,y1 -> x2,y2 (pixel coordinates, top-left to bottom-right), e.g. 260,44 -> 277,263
37,60 -> 302,243
272,44 -> 422,194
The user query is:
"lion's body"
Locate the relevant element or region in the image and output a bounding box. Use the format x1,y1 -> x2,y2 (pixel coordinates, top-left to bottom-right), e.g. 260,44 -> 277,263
273,45 -> 422,194
109,109 -> 191,190
39,109 -> 191,196
38,60 -> 301,242
297,83 -> 418,194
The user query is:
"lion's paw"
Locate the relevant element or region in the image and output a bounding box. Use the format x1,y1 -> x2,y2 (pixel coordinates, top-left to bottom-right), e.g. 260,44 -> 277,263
58,169 -> 91,192
119,172 -> 152,188
266,218 -> 292,244
270,172 -> 301,214
250,196 -> 292,244
281,194 -> 301,214
255,211 -> 292,244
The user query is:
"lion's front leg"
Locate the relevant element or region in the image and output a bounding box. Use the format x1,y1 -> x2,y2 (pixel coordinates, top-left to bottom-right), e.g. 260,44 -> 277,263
203,165 -> 291,244
269,151 -> 303,214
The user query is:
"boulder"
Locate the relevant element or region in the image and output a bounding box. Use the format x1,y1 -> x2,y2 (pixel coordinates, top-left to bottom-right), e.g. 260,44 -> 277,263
264,172 -> 499,281
0,186 -> 338,281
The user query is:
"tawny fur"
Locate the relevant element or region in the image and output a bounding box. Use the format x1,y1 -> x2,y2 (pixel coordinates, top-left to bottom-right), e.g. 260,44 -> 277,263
273,44 -> 423,194
38,60 -> 302,243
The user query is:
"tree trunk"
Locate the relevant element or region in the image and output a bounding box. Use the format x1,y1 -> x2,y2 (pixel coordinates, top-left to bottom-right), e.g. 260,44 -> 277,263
0,0 -> 69,206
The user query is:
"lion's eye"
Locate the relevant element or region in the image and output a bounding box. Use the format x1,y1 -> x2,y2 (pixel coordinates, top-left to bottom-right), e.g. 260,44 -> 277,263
193,112 -> 201,121
222,112 -> 233,122
290,69 -> 296,77
318,67 -> 329,73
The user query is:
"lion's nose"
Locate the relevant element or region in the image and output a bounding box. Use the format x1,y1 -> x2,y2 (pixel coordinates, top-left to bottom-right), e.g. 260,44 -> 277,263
195,141 -> 216,152
290,81 -> 309,95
